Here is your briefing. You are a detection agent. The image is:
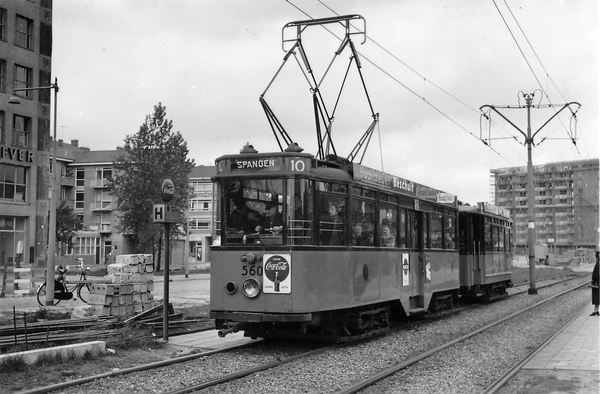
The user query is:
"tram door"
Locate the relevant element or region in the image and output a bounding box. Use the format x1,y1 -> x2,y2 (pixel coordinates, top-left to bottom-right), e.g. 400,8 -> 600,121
409,210 -> 425,304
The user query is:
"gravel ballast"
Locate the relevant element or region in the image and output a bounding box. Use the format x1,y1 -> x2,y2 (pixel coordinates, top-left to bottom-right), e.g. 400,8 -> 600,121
49,278 -> 591,393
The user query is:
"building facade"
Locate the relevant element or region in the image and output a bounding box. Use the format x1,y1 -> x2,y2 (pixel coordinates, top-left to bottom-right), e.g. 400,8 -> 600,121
188,165 -> 216,262
66,147 -> 126,266
490,159 -> 599,255
0,0 -> 53,268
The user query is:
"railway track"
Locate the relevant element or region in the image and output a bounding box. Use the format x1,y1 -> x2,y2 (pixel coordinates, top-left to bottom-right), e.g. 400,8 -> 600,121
481,302 -> 590,394
335,280 -> 590,393
16,274 -> 590,394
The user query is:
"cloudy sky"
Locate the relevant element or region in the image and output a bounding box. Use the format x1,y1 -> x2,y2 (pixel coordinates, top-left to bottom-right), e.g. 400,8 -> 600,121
52,0 -> 598,205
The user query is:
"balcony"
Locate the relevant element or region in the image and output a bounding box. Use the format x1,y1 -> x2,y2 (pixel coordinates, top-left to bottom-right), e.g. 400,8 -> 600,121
90,202 -> 113,211
90,178 -> 111,188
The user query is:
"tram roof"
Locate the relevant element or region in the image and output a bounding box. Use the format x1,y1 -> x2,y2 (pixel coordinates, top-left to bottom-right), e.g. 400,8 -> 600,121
214,150 -> 457,207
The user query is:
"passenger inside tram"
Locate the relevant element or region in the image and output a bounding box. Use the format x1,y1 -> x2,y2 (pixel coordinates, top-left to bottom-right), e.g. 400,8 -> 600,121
380,224 -> 395,247
320,201 -> 345,245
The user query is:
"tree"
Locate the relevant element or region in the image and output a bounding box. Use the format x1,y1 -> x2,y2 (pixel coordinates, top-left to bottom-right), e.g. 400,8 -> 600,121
111,103 -> 195,265
56,199 -> 79,255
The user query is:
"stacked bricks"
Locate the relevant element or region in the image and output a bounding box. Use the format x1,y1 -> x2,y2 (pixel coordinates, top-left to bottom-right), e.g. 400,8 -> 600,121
88,254 -> 156,316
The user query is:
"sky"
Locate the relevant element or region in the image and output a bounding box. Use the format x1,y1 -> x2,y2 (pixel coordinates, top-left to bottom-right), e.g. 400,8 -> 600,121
52,0 -> 599,205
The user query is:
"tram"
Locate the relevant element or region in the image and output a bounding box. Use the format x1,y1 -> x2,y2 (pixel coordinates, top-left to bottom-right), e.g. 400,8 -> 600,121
209,146 -> 461,340
208,14 -> 512,341
458,204 -> 513,301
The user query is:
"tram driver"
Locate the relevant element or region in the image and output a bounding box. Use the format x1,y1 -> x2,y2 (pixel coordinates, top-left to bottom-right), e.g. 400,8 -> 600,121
258,203 -> 283,234
229,200 -> 262,234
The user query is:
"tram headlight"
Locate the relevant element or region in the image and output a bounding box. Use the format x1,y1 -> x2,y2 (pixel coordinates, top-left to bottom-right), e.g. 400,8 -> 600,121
242,278 -> 261,298
240,252 -> 259,264
225,281 -> 237,294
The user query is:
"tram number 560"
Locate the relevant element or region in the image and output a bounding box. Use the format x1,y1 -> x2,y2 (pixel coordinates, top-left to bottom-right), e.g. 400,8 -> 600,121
290,160 -> 305,172
242,265 -> 263,276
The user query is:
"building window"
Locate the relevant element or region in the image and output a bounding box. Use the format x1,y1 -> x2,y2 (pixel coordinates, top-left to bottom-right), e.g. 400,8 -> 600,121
96,168 -> 112,181
0,8 -> 6,42
93,212 -> 111,231
76,168 -> 85,186
190,198 -> 210,211
189,218 -> 211,230
15,15 -> 33,49
190,181 -> 211,194
0,111 -> 4,144
12,114 -> 30,147
95,189 -> 111,209
0,216 -> 26,265
75,214 -> 84,230
73,237 -> 97,255
75,190 -> 84,209
13,65 -> 32,98
0,59 -> 6,92
0,164 -> 27,203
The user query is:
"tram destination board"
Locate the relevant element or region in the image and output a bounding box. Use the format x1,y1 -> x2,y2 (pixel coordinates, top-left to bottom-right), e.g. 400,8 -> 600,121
216,154 -> 312,175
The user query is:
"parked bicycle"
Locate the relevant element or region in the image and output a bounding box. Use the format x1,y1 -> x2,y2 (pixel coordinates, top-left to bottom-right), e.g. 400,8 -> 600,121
36,259 -> 91,307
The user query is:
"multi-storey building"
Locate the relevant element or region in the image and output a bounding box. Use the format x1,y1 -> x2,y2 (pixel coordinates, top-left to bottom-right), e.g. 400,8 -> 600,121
188,165 -> 217,262
0,0 -> 53,268
67,146 -> 125,266
490,159 -> 599,255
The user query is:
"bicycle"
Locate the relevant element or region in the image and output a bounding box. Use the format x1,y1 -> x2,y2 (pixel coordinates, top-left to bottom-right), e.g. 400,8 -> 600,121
36,260 -> 92,307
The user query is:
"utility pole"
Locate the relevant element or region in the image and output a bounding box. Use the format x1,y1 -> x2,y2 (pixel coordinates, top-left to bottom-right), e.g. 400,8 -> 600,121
480,91 -> 580,295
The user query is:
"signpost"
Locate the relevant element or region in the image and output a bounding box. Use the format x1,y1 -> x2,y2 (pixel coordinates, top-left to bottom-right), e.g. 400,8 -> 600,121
154,179 -> 177,341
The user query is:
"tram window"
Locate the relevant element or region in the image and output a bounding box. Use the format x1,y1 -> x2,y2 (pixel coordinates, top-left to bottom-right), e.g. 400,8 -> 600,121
444,216 -> 456,249
319,194 -> 346,246
378,205 -> 397,247
351,198 -> 375,246
484,223 -> 493,252
223,179 -> 284,244
364,189 -> 376,199
430,213 -> 442,249
287,180 -> 313,245
423,212 -> 429,248
318,181 -> 346,194
398,209 -> 407,248
409,211 -> 418,249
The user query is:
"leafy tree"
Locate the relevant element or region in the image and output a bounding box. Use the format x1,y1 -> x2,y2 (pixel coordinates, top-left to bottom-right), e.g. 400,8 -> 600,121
56,199 -> 79,255
111,103 -> 195,266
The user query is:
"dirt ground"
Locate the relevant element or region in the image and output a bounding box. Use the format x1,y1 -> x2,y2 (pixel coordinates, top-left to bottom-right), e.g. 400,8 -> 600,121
0,305 -> 211,393
499,370 -> 600,394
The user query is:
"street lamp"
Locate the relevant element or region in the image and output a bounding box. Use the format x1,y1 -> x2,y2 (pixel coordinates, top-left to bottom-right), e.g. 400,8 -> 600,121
9,77 -> 60,306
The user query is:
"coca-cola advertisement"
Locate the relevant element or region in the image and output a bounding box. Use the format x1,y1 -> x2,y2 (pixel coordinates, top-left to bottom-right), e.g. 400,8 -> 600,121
263,254 -> 291,294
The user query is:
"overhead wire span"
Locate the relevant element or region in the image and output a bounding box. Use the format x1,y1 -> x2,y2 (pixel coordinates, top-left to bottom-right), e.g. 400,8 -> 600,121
307,0 -> 506,159
495,0 -> 582,153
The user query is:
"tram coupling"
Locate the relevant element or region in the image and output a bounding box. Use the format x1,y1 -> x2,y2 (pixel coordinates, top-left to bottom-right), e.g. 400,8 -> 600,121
218,323 -> 247,338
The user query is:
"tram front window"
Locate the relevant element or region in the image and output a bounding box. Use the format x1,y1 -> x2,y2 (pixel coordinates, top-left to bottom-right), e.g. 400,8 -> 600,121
223,179 -> 284,245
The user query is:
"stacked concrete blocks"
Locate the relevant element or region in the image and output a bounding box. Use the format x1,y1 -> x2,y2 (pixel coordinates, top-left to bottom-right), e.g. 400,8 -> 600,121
88,254 -> 156,316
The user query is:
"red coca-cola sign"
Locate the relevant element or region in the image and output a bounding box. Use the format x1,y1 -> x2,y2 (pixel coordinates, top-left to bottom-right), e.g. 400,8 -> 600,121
264,255 -> 290,283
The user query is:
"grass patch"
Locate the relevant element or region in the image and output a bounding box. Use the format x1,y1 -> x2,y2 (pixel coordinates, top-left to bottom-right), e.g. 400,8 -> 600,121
514,375 -> 579,394
0,354 -> 28,373
105,326 -> 165,351
511,266 -> 572,284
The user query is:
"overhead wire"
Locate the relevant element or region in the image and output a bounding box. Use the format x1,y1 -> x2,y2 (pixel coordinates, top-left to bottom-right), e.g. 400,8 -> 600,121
502,0 -> 589,158
494,0 -> 583,156
286,0 -> 511,162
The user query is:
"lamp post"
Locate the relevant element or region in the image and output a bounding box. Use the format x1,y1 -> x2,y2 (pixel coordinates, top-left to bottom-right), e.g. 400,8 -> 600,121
10,77 -> 60,306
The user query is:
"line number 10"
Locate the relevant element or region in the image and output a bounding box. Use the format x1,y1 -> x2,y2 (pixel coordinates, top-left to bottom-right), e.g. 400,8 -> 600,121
290,160 -> 305,172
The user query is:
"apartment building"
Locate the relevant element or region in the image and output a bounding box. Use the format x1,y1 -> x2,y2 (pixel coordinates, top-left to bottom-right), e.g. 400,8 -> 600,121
490,159 -> 599,255
0,0 -> 53,268
188,165 -> 217,262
